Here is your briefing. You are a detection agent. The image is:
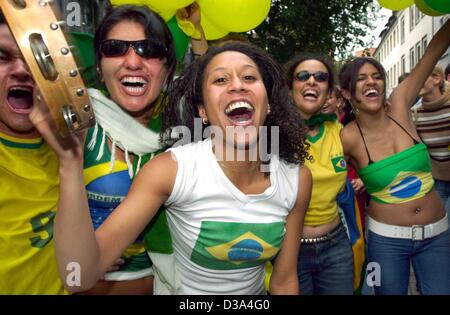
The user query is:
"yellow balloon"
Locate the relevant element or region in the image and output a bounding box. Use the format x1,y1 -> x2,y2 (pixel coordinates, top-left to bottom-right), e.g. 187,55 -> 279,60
144,0 -> 195,12
111,0 -> 144,6
156,10 -> 176,21
415,0 -> 445,16
110,0 -> 176,21
377,0 -> 414,10
201,12 -> 229,40
199,0 -> 271,33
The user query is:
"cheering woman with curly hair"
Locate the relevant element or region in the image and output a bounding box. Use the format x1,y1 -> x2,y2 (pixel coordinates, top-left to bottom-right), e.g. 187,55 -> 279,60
31,41 -> 312,294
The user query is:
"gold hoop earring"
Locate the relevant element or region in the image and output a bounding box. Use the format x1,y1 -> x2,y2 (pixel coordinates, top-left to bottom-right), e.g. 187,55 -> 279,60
267,104 -> 271,115
202,117 -> 209,125
96,67 -> 103,82
350,102 -> 359,116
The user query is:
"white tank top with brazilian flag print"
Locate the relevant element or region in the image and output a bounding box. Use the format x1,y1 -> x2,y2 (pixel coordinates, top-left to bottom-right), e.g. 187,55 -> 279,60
165,138 -> 299,294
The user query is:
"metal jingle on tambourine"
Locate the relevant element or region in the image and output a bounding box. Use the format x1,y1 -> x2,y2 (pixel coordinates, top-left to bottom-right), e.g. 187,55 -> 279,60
29,34 -> 58,81
62,105 -> 79,132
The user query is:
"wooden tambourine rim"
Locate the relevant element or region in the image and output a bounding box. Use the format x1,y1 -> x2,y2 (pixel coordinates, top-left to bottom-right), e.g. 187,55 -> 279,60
0,0 -> 95,136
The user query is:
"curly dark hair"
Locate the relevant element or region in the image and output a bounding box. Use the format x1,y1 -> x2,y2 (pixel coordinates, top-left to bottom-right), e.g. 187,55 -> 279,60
162,41 -> 310,165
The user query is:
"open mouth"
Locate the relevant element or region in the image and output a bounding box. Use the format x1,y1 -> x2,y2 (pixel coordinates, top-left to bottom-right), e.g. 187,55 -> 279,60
364,89 -> 379,98
7,86 -> 33,114
224,101 -> 254,125
303,89 -> 319,100
121,76 -> 148,95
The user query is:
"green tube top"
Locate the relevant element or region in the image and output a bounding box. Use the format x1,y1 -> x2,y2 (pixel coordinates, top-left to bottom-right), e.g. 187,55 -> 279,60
358,143 -> 434,204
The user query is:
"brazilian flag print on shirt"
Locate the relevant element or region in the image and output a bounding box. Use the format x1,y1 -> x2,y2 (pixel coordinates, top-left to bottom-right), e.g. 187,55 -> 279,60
331,156 -> 347,173
190,221 -> 285,270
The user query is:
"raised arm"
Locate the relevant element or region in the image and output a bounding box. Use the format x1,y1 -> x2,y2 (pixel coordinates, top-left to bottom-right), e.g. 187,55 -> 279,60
178,2 -> 208,58
30,98 -> 176,292
270,165 -> 312,295
390,19 -> 450,115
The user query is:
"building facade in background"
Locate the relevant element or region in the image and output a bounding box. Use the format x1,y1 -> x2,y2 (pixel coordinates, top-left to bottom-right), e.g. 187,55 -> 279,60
374,6 -> 449,95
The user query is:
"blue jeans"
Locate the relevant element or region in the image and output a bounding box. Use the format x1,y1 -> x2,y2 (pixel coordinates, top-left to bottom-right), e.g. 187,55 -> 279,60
435,180 -> 450,218
367,228 -> 450,295
297,223 -> 354,295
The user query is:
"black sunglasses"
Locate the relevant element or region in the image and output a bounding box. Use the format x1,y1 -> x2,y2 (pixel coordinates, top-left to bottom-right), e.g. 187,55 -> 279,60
100,39 -> 167,59
294,71 -> 329,82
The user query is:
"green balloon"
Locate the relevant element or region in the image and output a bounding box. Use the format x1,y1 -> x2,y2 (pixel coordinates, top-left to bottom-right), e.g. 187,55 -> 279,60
166,16 -> 190,61
424,0 -> 450,13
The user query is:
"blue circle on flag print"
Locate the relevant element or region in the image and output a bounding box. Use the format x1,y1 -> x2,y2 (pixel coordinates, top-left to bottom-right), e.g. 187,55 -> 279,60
228,239 -> 263,261
389,176 -> 422,199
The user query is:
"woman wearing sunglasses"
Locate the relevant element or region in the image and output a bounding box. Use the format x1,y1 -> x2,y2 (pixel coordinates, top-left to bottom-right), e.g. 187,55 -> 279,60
78,4 -> 176,295
338,20 -> 450,295
285,56 -> 354,294
32,41 -> 312,294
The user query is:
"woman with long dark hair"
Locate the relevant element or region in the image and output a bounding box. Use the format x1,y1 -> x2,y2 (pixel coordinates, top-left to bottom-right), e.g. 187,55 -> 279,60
339,20 -> 450,295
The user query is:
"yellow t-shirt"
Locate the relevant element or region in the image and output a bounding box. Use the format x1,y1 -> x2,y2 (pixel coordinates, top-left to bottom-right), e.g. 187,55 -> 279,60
304,121 -> 347,226
0,132 -> 66,294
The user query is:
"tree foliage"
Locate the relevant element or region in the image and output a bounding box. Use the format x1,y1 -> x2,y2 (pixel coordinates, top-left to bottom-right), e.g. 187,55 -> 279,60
246,0 -> 380,63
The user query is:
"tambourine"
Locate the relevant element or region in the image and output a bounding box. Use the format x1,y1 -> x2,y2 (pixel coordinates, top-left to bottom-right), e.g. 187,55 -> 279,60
0,0 -> 95,136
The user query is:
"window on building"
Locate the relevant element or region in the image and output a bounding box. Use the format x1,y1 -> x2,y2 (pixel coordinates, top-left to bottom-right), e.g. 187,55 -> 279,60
415,6 -> 421,26
394,64 -> 397,85
396,26 -> 399,44
390,69 -> 394,90
409,7 -> 414,31
401,17 -> 405,44
394,29 -> 397,47
387,69 -> 390,90
422,35 -> 428,54
410,47 -> 415,70
401,55 -> 406,74
416,41 -> 421,61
